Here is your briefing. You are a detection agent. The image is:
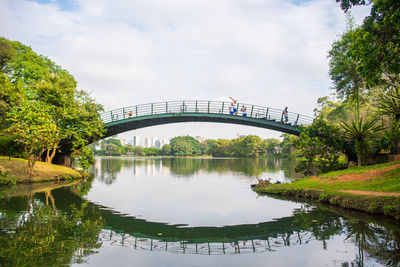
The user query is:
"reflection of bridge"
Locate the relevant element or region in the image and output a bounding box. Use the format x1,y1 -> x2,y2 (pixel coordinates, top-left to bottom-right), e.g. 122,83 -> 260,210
45,187 -> 340,256
99,229 -> 315,255
101,100 -> 314,137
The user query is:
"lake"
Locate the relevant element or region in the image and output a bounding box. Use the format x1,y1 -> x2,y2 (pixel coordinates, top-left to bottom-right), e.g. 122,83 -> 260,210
0,157 -> 399,266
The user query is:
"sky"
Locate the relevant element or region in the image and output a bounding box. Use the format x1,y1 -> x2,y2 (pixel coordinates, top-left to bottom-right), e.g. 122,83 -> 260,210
0,0 -> 371,141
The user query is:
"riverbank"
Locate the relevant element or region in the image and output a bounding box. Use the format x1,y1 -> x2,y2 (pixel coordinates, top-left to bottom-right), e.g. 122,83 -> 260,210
0,157 -> 81,184
253,161 -> 400,219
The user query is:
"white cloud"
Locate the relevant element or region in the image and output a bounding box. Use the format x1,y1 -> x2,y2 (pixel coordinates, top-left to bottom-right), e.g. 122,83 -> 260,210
0,0 -> 370,139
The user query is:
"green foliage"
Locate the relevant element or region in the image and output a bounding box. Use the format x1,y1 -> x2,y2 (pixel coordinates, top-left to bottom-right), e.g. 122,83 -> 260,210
143,147 -> 161,156
1,37 -> 104,164
170,136 -> 200,156
294,119 -> 346,175
76,145 -> 94,173
0,203 -> 103,266
206,139 -> 234,157
132,146 -> 144,156
0,170 -> 16,185
0,135 -> 24,157
5,101 -> 59,175
341,117 -> 385,165
161,144 -> 171,155
94,138 -> 126,156
263,138 -> 281,155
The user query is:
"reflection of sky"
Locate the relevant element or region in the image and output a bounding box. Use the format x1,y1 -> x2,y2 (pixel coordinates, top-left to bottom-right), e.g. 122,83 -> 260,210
87,158 -> 302,227
72,234 -> 375,267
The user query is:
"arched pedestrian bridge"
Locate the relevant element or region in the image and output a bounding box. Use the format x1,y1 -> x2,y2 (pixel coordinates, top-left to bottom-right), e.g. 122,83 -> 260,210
101,100 -> 314,137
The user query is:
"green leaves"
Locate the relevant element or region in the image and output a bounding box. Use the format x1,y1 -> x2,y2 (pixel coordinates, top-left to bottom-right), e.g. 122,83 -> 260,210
293,119 -> 345,175
340,117 -> 385,165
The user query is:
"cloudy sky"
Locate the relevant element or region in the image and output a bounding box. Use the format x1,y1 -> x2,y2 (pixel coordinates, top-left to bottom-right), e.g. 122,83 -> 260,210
0,0 -> 370,141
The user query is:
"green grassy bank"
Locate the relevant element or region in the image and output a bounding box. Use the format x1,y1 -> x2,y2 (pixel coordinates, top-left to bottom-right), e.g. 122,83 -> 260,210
253,161 -> 400,219
0,157 -> 81,184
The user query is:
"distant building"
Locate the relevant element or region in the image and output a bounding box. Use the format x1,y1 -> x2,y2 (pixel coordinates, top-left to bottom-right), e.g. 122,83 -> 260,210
133,136 -> 141,147
154,140 -> 161,148
152,136 -> 159,148
195,136 -> 205,143
144,137 -> 150,148
162,139 -> 169,147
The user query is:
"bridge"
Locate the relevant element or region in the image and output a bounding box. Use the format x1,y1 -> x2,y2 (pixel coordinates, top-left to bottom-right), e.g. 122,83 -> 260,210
54,100 -> 313,165
101,100 -> 314,138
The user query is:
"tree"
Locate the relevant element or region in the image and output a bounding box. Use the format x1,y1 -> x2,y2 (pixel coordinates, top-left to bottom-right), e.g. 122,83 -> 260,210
5,101 -> 59,176
171,141 -> 192,156
73,145 -> 94,175
294,119 -> 345,175
161,144 -> 171,155
1,37 -> 104,163
234,135 -> 263,157
341,117 -> 385,165
263,138 -> 281,155
334,0 -> 400,153
170,136 -> 200,156
132,146 -> 144,156
143,147 -> 161,156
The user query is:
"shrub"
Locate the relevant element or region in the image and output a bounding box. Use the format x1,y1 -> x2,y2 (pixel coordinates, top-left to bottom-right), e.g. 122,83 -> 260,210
0,170 -> 16,185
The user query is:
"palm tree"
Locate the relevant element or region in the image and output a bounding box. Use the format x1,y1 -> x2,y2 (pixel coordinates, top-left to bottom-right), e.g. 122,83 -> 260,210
341,116 -> 385,166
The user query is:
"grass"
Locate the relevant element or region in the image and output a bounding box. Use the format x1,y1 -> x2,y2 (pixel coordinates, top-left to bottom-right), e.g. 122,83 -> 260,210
0,156 -> 81,183
253,161 -> 400,218
259,161 -> 400,193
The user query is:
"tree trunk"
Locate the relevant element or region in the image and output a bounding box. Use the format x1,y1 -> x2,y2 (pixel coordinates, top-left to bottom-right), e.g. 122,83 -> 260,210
357,154 -> 362,166
46,141 -> 59,163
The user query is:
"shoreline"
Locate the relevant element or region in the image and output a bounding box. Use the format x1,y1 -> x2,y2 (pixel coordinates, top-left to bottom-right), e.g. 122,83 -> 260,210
253,161 -> 400,219
0,157 -> 82,184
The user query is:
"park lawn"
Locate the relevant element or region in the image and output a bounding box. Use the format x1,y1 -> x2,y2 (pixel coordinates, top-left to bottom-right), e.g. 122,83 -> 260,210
0,156 -> 81,183
257,161 -> 400,194
254,161 -> 400,218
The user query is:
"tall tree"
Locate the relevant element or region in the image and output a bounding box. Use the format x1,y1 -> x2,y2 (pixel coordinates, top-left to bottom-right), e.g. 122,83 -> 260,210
6,101 -> 59,176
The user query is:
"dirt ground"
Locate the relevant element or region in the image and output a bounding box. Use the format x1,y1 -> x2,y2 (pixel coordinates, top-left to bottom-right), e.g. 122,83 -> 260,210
333,164 -> 400,182
338,190 -> 400,197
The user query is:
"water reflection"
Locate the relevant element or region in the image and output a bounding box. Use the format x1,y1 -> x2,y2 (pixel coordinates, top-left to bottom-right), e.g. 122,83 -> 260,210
0,191 -> 103,266
1,184 -> 400,266
94,157 -> 299,184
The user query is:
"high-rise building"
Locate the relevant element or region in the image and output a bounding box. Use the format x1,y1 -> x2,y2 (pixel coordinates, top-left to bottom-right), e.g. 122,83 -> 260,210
144,137 -> 150,148
152,136 -> 159,148
154,140 -> 161,148
133,136 -> 141,147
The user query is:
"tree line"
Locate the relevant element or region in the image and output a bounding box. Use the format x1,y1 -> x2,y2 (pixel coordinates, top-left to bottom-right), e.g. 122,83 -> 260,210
92,135 -> 293,158
0,37 -> 104,176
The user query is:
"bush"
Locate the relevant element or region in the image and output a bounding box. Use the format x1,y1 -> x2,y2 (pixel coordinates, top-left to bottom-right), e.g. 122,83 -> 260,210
0,170 -> 16,185
0,135 -> 25,157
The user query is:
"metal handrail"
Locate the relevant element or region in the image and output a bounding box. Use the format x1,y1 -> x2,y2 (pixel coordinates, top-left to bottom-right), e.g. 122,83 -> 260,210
101,100 -> 314,127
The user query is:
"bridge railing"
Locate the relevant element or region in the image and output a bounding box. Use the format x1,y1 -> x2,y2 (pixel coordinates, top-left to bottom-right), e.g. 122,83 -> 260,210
101,100 -> 314,127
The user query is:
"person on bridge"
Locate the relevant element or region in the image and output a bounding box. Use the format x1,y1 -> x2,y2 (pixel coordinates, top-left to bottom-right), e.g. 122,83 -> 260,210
282,107 -> 288,124
126,110 -> 133,118
241,105 -> 247,117
229,103 -> 235,115
230,97 -> 238,115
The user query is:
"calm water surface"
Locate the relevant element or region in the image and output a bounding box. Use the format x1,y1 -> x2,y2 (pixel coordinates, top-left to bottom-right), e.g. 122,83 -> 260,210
0,157 -> 399,267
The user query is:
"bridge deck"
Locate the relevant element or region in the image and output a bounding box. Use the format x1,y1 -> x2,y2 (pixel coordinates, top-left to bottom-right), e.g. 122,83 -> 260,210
100,100 -> 313,137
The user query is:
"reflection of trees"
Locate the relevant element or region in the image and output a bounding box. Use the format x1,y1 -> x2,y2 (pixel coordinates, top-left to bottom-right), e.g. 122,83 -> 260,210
161,158 -> 289,177
0,195 -> 103,266
161,158 -> 201,176
290,201 -> 400,267
343,219 -> 400,267
95,157 -> 295,179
